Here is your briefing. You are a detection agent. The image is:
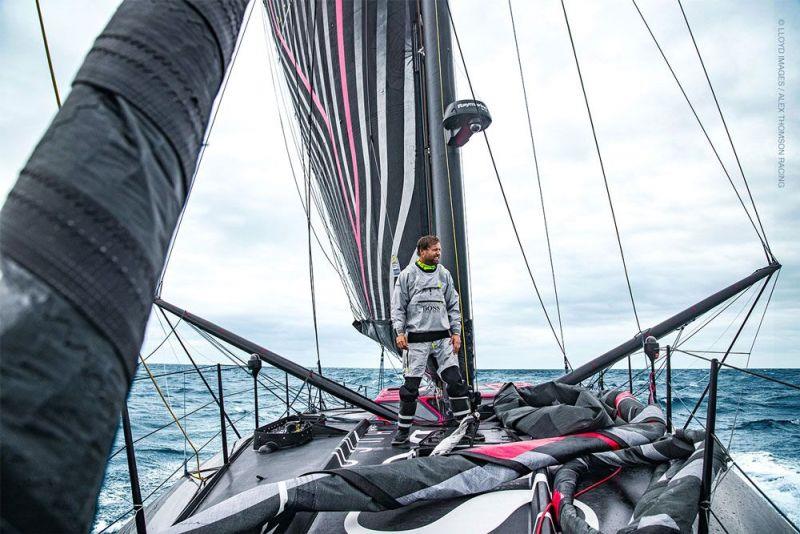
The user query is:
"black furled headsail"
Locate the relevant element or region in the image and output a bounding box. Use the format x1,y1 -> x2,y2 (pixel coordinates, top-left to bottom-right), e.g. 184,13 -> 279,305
0,1 -> 248,531
266,0 -> 430,352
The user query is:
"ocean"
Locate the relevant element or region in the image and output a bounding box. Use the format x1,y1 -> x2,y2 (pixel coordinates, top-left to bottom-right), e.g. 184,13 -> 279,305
93,366 -> 800,532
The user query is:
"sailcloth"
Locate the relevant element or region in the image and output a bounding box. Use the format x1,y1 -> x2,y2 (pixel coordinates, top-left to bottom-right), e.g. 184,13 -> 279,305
267,0 -> 430,352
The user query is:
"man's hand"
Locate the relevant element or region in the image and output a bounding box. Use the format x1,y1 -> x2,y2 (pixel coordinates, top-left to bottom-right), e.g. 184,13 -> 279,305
451,334 -> 461,353
396,334 -> 408,351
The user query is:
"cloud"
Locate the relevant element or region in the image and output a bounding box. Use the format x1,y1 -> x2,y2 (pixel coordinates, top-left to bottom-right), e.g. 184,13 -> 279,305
1,0 -> 797,371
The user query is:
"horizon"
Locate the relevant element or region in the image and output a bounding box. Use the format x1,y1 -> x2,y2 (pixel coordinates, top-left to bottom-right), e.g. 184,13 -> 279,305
2,1 -> 798,371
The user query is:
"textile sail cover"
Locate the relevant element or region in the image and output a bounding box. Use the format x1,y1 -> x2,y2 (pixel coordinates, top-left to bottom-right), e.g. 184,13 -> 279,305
267,0 -> 430,352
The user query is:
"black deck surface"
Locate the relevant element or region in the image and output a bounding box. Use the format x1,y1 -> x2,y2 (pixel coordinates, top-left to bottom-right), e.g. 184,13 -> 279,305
127,409 -> 796,533
195,434 -> 346,514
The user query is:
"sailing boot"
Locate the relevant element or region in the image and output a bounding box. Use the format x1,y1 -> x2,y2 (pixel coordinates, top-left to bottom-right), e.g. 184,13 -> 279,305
450,395 -> 484,443
392,400 -> 416,446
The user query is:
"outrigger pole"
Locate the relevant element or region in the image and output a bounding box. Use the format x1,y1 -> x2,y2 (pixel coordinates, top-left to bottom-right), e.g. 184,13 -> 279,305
154,299 -> 398,421
558,262 -> 780,385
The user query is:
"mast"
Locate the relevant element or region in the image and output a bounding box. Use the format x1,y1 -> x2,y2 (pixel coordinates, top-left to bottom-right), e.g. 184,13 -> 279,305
420,0 -> 476,386
558,262 -> 780,385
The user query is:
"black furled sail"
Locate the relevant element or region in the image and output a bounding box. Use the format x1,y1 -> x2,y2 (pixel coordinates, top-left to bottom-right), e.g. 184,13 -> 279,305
266,0 -> 431,353
0,1 -> 249,531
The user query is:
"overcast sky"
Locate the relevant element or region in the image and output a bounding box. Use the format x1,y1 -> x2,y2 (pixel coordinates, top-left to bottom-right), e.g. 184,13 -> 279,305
2,1 -> 797,374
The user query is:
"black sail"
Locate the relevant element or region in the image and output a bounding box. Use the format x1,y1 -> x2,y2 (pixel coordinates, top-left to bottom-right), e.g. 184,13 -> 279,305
267,0 -> 430,353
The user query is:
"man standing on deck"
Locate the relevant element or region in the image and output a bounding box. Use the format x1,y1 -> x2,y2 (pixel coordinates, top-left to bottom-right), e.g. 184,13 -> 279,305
390,235 -> 473,446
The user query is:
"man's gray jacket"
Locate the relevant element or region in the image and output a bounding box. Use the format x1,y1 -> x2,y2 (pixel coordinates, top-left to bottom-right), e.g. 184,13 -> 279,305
391,262 -> 461,337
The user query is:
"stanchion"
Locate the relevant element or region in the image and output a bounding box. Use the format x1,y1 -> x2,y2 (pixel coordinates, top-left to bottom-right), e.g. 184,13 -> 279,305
666,345 -> 673,431
122,404 -> 147,534
698,358 -> 719,534
217,364 -> 229,465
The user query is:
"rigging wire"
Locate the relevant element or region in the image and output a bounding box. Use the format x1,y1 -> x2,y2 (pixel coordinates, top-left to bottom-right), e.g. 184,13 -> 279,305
137,355 -> 204,480
708,507 -> 732,534
676,0 -> 773,259
696,282 -> 760,353
443,0 -> 569,364
560,0 -> 639,388
675,284 -> 752,349
507,0 -> 568,371
140,313 -> 182,363
722,270 -> 780,450
725,455 -> 800,532
560,0 -> 641,337
35,0 -> 61,108
158,309 -> 243,438
98,410 -> 253,534
187,322 -> 309,410
157,0 -> 257,295
629,0 -> 771,261
681,273 -> 773,429
676,350 -> 798,393
107,383 -> 254,461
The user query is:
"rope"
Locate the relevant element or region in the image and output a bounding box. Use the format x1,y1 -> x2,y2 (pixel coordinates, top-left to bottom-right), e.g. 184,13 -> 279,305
138,355 -> 204,479
676,0 -> 773,259
507,0 -> 569,371
34,0 -> 61,108
630,0 -> 771,260
561,0 -> 641,340
157,0 -> 257,295
444,0 -> 569,363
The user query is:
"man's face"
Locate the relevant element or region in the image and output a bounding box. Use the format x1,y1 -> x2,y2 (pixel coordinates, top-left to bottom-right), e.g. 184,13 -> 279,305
419,242 -> 441,264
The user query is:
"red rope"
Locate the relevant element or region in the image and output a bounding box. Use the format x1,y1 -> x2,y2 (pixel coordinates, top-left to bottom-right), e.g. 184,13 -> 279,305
534,467 -> 622,534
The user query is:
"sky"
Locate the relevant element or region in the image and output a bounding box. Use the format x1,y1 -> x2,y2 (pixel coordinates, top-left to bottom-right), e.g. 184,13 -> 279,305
1,0 -> 798,373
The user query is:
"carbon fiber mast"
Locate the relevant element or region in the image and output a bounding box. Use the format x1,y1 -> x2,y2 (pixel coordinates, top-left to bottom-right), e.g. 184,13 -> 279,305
420,0 -> 482,387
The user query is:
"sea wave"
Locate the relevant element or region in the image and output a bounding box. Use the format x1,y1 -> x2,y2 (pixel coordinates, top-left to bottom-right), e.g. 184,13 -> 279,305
735,418 -> 800,431
732,451 -> 800,524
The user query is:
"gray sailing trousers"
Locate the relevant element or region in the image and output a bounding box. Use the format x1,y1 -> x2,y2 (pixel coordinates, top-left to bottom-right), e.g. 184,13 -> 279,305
397,339 -> 470,429
403,338 -> 459,378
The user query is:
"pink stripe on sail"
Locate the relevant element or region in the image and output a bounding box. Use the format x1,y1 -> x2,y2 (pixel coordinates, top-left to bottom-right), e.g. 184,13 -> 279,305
269,0 -> 372,316
335,0 -> 372,314
267,2 -> 357,242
